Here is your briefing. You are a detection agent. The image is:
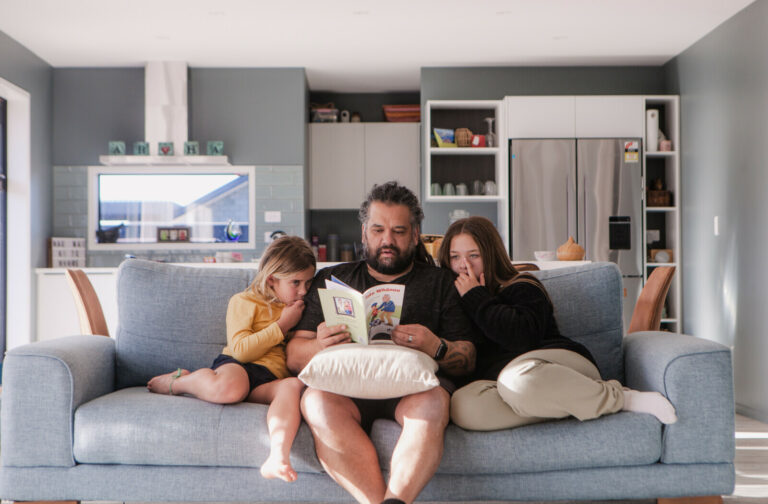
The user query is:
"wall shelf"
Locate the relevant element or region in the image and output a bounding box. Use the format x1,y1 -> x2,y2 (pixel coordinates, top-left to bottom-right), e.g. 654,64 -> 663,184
99,155 -> 230,166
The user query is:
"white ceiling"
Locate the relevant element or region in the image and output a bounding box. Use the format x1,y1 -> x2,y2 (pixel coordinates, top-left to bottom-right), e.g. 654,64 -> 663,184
0,0 -> 756,92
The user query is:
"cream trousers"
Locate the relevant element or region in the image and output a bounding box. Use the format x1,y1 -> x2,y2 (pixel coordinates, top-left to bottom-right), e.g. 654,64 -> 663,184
451,348 -> 625,431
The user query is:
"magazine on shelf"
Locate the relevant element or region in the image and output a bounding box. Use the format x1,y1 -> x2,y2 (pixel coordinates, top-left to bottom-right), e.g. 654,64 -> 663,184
318,276 -> 405,345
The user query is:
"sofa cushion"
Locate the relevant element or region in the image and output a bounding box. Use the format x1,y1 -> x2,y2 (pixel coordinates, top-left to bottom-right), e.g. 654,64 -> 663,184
533,263 -> 624,381
116,260 -> 256,388
372,411 -> 662,475
73,387 -> 324,473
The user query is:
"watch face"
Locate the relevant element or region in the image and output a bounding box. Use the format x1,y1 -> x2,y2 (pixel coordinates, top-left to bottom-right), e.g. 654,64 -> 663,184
435,339 -> 447,360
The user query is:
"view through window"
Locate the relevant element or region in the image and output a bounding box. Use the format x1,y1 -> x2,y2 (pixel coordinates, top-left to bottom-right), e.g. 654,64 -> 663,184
95,170 -> 252,245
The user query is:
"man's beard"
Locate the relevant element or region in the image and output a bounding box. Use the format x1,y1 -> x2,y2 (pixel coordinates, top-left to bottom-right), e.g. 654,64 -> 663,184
363,241 -> 416,275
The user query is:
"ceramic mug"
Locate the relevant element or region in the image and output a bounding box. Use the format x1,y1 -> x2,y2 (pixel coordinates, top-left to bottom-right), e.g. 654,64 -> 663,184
443,183 -> 456,196
430,183 -> 442,196
456,183 -> 468,196
472,180 -> 484,195
484,180 -> 497,195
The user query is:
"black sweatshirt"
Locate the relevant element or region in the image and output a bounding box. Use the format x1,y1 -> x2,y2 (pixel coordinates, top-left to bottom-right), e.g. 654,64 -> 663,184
459,275 -> 597,381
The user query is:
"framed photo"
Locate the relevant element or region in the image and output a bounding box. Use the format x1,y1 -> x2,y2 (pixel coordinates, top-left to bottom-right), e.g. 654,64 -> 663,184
157,226 -> 190,242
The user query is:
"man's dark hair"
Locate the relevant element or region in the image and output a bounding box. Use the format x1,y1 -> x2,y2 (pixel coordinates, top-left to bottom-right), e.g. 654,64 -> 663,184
359,181 -> 434,266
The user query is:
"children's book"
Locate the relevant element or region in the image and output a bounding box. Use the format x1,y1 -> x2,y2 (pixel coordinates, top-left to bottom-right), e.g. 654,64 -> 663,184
318,276 -> 405,345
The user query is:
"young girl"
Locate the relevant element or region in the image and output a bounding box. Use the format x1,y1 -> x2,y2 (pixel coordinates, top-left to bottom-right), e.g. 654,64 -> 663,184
147,236 -> 316,482
438,216 -> 678,431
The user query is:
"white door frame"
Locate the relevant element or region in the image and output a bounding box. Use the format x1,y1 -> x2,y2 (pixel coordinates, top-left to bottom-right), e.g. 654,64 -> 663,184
0,77 -> 31,351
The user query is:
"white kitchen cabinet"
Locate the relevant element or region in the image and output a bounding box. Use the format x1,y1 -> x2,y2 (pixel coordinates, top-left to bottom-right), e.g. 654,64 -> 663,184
574,96 -> 644,138
36,268 -> 119,342
506,96 -> 575,138
309,123 -> 420,209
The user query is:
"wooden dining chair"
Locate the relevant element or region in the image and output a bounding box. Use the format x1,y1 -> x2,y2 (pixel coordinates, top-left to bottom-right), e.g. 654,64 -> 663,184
628,266 -> 676,333
65,268 -> 110,337
513,262 -> 540,273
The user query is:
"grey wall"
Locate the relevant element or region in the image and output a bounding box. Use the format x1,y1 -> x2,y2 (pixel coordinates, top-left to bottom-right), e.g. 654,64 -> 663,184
0,31 -> 53,271
664,0 -> 768,421
419,66 -> 667,234
51,67 -> 308,265
0,31 -> 53,348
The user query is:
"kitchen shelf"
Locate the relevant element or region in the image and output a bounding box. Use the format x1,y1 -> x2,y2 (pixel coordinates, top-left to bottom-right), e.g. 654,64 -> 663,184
647,262 -> 676,268
99,155 -> 230,166
427,195 -> 504,202
646,151 -> 677,158
429,147 -> 500,155
645,206 -> 677,212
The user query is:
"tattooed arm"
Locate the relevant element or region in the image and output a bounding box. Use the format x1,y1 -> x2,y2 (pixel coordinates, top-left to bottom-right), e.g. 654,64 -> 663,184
438,339 -> 476,376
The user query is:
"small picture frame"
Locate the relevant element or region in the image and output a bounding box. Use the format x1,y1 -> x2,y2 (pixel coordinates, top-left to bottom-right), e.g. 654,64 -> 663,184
108,141 -> 126,155
207,140 -> 224,156
133,141 -> 150,155
158,142 -> 174,156
184,141 -> 199,155
157,226 -> 190,242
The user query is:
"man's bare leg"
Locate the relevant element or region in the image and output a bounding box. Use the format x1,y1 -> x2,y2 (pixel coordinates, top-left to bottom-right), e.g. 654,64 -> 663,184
301,388 -> 386,504
384,387 -> 450,504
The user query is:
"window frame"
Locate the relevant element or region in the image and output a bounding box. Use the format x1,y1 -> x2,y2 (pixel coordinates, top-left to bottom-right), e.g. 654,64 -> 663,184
87,165 -> 257,251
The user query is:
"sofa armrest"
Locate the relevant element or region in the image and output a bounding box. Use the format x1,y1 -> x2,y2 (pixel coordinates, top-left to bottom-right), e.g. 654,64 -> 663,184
1,335 -> 116,467
624,331 -> 734,465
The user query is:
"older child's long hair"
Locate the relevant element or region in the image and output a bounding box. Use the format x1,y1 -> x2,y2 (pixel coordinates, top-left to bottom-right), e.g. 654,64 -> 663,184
438,216 -> 518,294
249,236 -> 316,304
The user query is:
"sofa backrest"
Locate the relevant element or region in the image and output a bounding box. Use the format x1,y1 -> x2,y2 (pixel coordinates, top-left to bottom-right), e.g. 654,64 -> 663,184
116,259 -> 256,389
532,262 -> 624,382
115,259 -> 625,389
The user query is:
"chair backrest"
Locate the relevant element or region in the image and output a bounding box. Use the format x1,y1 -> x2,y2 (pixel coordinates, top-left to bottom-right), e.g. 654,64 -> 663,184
627,266 -> 676,333
65,268 -> 110,337
513,262 -> 540,273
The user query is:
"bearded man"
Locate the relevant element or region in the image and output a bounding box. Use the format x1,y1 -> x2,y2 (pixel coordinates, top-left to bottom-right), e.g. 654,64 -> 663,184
287,181 -> 477,504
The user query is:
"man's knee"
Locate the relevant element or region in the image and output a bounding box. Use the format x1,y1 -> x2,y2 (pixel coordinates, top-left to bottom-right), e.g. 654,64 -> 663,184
301,388 -> 360,427
397,387 -> 450,427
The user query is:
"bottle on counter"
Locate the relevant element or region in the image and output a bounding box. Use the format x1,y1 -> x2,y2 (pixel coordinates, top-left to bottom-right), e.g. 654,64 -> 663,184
340,243 -> 353,262
311,235 -> 319,259
317,244 -> 327,262
327,234 -> 339,262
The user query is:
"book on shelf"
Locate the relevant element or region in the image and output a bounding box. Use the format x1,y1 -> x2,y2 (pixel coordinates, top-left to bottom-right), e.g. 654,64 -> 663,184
318,276 -> 405,345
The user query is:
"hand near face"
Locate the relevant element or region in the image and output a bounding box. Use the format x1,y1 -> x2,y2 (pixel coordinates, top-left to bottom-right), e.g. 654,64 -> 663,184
277,300 -> 305,334
316,321 -> 352,348
454,257 -> 484,296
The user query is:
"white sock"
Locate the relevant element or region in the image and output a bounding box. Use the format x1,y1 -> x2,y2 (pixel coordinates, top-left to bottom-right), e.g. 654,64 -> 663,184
622,389 -> 678,424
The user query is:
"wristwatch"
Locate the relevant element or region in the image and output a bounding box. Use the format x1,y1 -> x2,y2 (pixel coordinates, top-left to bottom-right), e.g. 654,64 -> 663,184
434,338 -> 448,360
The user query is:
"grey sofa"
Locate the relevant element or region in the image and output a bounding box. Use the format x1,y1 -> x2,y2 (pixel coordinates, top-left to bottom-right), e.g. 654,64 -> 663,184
1,259 -> 734,502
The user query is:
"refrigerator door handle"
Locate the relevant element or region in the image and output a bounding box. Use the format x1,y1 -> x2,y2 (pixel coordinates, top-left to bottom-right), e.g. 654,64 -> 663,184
582,175 -> 588,258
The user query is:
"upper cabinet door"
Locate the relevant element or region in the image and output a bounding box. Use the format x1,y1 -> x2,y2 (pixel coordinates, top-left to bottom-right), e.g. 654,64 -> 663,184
574,96 -> 644,138
506,96 -> 576,138
364,123 -> 420,196
309,124 -> 366,209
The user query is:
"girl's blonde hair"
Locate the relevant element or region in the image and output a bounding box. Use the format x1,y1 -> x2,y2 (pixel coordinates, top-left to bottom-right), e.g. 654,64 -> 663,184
249,236 -> 316,303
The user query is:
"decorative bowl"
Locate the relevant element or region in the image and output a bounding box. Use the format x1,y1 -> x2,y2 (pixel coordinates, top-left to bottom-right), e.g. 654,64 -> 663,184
534,250 -> 557,261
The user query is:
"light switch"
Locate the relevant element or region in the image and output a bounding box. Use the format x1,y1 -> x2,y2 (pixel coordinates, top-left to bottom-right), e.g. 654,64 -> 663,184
265,211 -> 281,223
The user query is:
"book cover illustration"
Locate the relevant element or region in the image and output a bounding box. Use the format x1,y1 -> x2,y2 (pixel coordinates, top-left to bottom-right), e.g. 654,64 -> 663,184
318,276 -> 405,345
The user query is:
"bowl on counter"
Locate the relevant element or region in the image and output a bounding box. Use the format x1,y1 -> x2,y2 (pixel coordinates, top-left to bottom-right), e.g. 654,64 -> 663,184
533,250 -> 557,261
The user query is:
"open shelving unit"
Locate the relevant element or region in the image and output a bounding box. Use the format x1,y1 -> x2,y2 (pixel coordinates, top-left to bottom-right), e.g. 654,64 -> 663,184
424,100 -> 508,247
643,95 -> 682,332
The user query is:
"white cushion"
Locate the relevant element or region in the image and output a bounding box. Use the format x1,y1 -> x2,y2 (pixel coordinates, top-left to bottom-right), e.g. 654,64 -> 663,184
298,343 -> 440,399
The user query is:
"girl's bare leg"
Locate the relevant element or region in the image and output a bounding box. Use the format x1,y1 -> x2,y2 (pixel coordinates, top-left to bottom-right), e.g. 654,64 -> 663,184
248,377 -> 305,482
147,363 -> 249,404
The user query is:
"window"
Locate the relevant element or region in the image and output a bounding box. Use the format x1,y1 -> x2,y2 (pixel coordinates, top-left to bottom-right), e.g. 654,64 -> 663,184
87,165 -> 256,250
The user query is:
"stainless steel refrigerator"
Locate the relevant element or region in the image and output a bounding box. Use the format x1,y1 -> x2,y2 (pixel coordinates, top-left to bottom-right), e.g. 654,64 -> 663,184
509,138 -> 644,331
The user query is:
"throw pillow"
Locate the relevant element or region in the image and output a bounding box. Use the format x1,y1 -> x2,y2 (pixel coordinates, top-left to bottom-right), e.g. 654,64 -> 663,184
298,343 -> 440,399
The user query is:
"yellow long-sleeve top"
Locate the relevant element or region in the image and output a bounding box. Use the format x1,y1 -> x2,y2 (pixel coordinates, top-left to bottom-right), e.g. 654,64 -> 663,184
221,290 -> 290,380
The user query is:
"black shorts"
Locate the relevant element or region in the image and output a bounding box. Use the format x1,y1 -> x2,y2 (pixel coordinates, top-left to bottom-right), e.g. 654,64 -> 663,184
210,354 -> 277,392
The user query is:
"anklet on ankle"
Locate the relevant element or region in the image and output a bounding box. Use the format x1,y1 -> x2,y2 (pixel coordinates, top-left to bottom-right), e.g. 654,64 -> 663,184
169,368 -> 182,395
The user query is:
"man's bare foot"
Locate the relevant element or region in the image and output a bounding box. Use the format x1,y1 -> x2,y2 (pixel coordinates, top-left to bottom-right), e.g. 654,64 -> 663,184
260,453 -> 297,483
147,369 -> 190,395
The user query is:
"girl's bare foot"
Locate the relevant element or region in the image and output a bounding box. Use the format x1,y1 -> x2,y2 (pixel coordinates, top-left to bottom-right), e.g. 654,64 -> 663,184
260,453 -> 297,483
147,369 -> 190,395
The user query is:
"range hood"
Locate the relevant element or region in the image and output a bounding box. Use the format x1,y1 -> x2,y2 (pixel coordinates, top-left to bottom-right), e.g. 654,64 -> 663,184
144,61 -> 188,156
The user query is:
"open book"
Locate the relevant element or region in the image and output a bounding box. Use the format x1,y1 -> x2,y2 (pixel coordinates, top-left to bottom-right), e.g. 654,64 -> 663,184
318,276 -> 405,345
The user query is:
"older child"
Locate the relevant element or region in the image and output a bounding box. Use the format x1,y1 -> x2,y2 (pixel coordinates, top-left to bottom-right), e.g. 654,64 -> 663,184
438,216 -> 677,431
147,236 -> 316,482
